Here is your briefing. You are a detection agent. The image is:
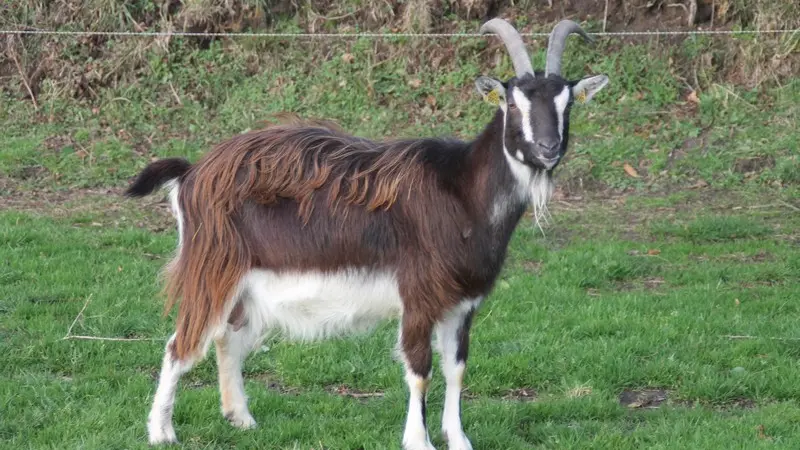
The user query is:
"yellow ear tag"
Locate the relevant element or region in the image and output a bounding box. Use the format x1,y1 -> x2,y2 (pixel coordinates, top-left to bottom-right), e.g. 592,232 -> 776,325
485,89 -> 500,105
576,90 -> 587,104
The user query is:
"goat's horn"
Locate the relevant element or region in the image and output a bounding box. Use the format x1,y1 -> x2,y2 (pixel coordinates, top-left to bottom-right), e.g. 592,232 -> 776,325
480,18 -> 534,78
544,20 -> 594,77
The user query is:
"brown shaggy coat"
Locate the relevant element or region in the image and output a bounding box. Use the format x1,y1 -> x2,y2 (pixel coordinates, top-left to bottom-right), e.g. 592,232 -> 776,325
137,112 -> 526,364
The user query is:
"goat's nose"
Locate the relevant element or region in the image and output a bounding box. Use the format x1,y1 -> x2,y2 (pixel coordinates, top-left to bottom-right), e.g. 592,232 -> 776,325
536,139 -> 560,154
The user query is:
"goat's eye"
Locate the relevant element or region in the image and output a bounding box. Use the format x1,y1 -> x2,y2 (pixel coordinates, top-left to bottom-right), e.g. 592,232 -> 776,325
508,103 -> 517,110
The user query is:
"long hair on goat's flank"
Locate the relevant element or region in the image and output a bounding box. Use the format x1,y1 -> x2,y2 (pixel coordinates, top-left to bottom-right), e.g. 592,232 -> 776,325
201,118 -> 425,223
163,118 -> 427,359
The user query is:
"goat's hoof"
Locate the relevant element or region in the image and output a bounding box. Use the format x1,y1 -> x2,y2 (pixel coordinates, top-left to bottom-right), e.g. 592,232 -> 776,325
147,424 -> 178,446
225,411 -> 257,429
402,439 -> 437,450
442,429 -> 473,450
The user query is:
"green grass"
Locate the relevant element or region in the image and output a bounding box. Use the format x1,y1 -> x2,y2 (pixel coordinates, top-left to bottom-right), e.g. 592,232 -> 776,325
2,189 -> 799,449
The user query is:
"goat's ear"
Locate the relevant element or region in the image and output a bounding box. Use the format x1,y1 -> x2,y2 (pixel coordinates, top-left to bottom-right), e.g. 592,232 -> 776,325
475,76 -> 506,106
571,75 -> 609,105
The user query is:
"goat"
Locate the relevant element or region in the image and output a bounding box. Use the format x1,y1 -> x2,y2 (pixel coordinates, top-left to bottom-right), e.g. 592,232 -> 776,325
126,18 -> 609,450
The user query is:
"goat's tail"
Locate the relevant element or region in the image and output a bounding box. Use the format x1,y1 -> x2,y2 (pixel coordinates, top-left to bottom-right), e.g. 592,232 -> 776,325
159,151 -> 253,361
125,156 -> 250,361
125,158 -> 192,197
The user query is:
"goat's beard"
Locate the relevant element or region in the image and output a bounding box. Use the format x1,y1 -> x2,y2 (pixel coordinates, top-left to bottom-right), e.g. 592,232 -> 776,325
529,171 -> 554,235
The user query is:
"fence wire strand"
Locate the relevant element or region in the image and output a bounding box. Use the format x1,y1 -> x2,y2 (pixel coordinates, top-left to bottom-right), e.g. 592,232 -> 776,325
1,28 -> 799,39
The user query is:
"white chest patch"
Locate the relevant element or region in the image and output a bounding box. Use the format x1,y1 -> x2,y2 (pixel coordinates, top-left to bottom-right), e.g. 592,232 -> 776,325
241,268 -> 403,341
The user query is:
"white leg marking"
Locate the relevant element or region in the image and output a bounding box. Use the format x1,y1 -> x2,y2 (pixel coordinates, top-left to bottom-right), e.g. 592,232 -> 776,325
553,86 -> 570,141
441,363 -> 471,450
215,325 -> 258,429
436,301 -> 479,450
148,334 -> 191,445
402,368 -> 435,450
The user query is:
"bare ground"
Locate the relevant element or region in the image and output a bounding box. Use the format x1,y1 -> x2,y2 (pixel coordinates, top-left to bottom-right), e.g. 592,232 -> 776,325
0,175 -> 176,233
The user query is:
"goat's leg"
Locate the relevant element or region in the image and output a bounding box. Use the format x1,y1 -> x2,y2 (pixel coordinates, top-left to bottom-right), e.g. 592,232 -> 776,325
399,313 -> 436,450
435,303 -> 477,450
215,324 -> 257,429
147,333 -> 204,445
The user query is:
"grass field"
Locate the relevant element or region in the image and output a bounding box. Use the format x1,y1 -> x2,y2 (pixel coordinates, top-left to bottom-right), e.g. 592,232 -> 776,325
2,187 -> 799,449
2,15 -> 800,449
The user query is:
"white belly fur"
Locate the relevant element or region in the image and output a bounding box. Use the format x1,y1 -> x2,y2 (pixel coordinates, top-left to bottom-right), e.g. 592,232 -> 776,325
241,268 -> 403,341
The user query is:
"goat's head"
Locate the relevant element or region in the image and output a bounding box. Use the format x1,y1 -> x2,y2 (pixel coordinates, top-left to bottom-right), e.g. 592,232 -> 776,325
476,19 -> 609,171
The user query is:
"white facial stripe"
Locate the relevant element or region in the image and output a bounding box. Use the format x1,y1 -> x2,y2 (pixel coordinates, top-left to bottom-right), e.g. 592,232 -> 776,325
500,101 -> 508,157
515,150 -> 524,162
554,86 -> 570,141
511,88 -> 534,143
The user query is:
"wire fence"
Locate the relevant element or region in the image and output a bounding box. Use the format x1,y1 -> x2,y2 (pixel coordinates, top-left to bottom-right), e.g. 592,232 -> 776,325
2,28 -> 799,39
